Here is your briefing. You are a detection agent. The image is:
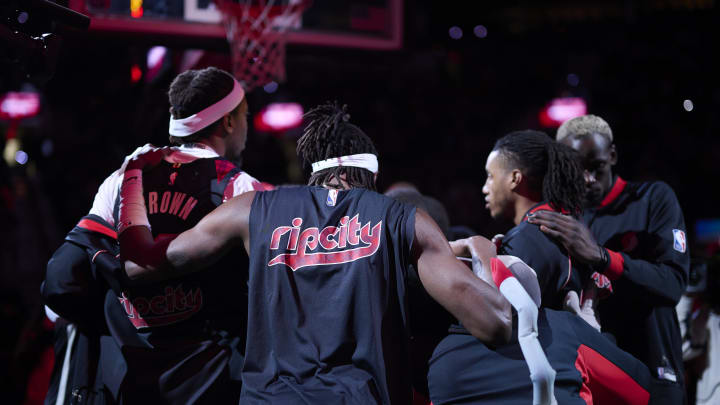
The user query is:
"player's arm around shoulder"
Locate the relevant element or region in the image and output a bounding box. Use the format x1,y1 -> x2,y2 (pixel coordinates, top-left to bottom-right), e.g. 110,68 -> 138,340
167,190 -> 255,269
122,191 -> 256,281
413,209 -> 512,345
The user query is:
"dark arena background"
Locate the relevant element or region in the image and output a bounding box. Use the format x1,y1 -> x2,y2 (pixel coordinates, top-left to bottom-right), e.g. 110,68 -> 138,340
1,1 -> 719,403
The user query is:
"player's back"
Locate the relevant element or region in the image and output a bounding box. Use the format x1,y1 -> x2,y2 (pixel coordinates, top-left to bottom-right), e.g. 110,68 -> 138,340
113,155 -> 250,404
243,186 -> 416,405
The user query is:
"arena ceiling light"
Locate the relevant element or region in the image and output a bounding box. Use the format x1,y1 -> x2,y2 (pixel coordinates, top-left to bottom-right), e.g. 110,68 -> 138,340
539,97 -> 587,127
0,91 -> 40,121
254,102 -> 304,133
1,91 -> 40,141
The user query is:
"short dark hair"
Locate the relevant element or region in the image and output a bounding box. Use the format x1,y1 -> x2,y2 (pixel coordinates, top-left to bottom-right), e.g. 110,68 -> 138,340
167,67 -> 240,145
493,130 -> 585,216
296,101 -> 378,190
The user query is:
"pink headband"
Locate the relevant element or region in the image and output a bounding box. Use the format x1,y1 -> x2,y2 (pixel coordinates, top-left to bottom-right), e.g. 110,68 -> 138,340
168,79 -> 245,137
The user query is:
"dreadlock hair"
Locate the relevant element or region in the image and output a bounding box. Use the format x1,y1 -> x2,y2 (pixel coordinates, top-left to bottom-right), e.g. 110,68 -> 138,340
493,130 -> 585,217
167,67 -> 242,145
296,101 -> 378,190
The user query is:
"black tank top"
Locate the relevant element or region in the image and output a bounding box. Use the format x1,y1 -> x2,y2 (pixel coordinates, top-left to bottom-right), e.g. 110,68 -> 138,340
243,186 -> 416,405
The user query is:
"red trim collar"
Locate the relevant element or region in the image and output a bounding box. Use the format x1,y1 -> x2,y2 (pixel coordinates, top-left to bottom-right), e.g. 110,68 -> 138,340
598,177 -> 627,208
523,203 -> 565,222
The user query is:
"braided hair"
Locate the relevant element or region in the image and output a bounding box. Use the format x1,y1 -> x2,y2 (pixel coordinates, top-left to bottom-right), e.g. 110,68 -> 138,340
493,130 -> 585,216
296,102 -> 378,190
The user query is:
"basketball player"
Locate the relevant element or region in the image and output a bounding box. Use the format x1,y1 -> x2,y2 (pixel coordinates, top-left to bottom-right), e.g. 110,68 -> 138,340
428,246 -> 654,405
43,67 -> 268,403
528,115 -> 689,404
482,130 -> 589,309
117,102 -> 512,404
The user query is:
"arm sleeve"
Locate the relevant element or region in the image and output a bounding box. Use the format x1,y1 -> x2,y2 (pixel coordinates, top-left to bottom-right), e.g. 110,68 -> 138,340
87,144 -> 158,226
608,182 -> 689,305
494,257 -> 557,405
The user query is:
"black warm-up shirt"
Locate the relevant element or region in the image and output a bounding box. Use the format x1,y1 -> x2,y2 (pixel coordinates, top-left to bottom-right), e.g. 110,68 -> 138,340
428,309 -> 653,405
243,186 -> 416,405
500,203 -> 584,310
583,176 -> 689,401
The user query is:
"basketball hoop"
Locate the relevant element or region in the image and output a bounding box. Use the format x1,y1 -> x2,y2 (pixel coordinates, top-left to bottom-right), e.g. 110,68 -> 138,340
216,0 -> 309,92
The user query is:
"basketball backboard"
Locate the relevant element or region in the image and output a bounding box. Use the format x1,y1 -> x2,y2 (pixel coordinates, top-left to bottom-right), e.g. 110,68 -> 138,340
67,0 -> 402,50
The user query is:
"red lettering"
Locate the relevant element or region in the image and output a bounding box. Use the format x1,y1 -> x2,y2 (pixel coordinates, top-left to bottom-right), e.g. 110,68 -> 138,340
174,286 -> 187,309
347,215 -> 361,246
190,288 -> 203,311
150,295 -> 166,314
360,222 -> 382,247
268,220 -> 383,271
168,192 -> 186,215
165,286 -> 175,312
179,197 -> 197,220
159,191 -> 171,213
287,218 -> 302,250
270,226 -> 292,250
296,227 -> 319,256
148,192 -> 158,214
319,226 -> 339,250
118,293 -> 135,318
338,216 -> 349,248
118,285 -> 204,330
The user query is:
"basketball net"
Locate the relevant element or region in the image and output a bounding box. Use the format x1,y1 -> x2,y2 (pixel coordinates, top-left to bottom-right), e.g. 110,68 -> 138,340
217,0 -> 309,92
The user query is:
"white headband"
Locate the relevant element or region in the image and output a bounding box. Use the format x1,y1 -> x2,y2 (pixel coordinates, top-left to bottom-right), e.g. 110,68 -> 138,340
168,78 -> 245,137
311,153 -> 379,174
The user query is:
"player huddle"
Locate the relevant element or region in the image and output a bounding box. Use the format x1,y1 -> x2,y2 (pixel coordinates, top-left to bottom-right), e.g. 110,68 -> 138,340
43,67 -> 689,405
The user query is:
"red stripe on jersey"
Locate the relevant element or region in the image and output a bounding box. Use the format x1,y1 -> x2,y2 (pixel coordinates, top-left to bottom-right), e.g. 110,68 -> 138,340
77,218 -> 117,239
253,181 -> 275,191
224,172 -> 241,201
599,177 -> 627,208
574,344 -> 650,405
524,203 -> 554,220
523,203 -> 569,222
215,159 -> 237,183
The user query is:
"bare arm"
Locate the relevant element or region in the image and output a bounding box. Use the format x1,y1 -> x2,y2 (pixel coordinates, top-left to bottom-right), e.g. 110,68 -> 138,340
413,210 -> 512,345
120,191 -> 255,280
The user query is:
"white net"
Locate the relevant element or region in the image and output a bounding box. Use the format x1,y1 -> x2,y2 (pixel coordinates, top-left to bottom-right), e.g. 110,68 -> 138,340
217,0 -> 308,92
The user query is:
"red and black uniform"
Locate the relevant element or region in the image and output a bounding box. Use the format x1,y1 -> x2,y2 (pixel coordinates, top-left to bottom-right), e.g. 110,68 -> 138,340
584,177 -> 689,404
428,308 -> 653,405
243,186 -> 416,405
111,153 -> 258,404
42,144 -> 269,404
500,203 -> 584,309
